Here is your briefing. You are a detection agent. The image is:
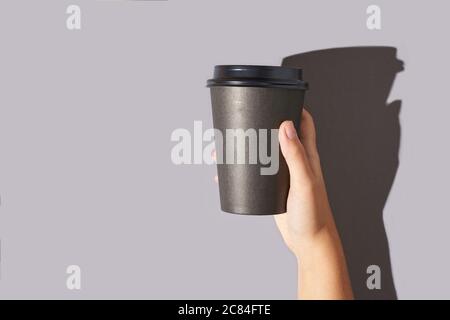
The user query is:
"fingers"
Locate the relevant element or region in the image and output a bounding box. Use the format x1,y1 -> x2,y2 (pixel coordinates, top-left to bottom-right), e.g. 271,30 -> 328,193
278,120 -> 313,189
299,109 -> 322,177
299,109 -> 317,155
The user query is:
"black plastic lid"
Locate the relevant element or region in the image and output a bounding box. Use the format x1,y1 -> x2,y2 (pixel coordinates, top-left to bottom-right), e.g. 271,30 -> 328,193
207,65 -> 308,90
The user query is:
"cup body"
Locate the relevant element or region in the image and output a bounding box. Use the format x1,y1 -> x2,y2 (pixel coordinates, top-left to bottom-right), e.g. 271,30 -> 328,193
209,82 -> 306,215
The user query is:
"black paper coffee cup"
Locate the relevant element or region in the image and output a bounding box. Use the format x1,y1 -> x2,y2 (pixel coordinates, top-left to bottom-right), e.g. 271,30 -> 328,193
207,65 -> 308,215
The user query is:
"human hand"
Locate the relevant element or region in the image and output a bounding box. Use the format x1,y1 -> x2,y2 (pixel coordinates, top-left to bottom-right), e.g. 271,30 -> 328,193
275,109 -> 335,258
211,108 -> 338,256
276,108 -> 353,299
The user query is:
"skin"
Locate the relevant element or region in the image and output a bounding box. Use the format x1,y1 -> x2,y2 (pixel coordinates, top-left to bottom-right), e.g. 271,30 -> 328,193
213,108 -> 353,300
276,109 -> 353,300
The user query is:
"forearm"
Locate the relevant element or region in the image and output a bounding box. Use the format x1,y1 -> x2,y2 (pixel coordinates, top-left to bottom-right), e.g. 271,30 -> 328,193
296,222 -> 353,300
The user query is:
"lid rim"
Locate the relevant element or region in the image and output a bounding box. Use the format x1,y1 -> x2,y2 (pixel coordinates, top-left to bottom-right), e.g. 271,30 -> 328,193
207,79 -> 308,90
208,65 -> 308,90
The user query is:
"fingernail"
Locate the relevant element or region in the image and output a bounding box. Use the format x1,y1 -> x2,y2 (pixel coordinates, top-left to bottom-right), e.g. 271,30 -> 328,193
284,121 -> 298,140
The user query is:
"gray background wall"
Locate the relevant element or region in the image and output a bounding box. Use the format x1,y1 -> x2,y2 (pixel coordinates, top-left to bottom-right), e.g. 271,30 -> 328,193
0,0 -> 448,299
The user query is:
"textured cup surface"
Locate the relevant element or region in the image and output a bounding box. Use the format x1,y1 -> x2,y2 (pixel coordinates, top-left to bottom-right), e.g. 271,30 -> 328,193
210,86 -> 305,215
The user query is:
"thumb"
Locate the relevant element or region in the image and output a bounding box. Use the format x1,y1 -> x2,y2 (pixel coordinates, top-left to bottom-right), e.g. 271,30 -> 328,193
278,121 -> 313,189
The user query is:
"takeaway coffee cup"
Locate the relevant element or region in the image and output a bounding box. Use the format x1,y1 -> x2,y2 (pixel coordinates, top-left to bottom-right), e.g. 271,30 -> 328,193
207,65 -> 308,215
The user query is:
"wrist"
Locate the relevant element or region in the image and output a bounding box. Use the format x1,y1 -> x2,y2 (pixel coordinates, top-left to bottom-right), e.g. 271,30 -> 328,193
292,220 -> 353,300
292,220 -> 339,262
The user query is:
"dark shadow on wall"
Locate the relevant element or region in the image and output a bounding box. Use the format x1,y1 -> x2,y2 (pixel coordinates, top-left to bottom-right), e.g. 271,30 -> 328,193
282,47 -> 403,300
